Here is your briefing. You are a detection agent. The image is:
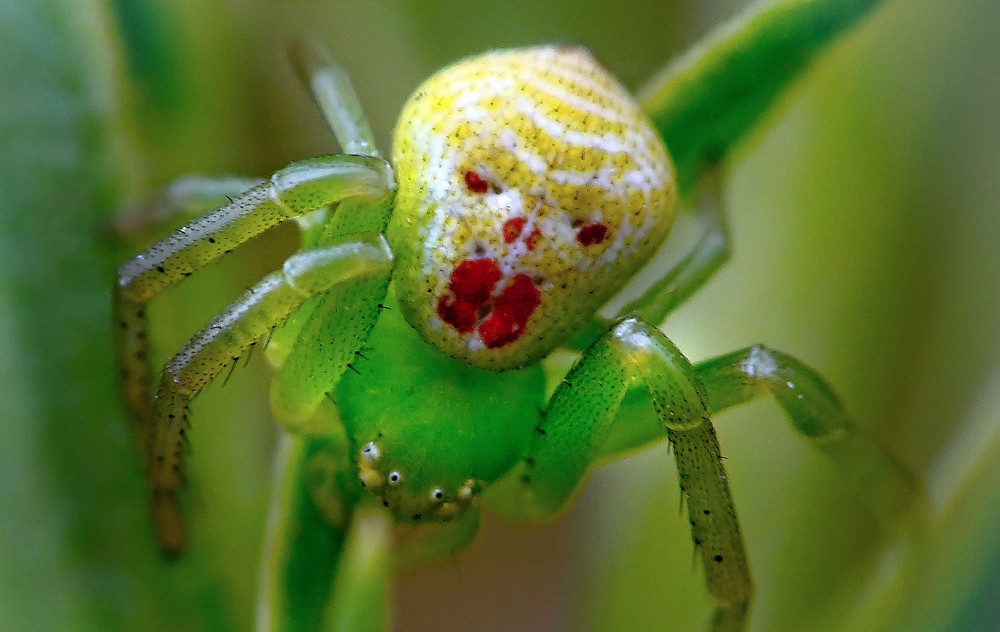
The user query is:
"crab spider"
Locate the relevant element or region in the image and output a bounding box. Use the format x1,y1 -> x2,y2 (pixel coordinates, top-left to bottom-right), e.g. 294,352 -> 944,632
114,2 -> 920,630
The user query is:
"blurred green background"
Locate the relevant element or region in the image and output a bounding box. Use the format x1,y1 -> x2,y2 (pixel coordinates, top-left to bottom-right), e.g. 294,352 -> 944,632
2,0 -> 998,630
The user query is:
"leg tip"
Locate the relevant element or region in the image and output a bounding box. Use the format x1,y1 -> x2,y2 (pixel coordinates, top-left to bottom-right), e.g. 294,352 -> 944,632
152,491 -> 186,558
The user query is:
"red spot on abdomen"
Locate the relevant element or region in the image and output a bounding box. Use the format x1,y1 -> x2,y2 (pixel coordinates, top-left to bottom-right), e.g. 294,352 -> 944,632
437,259 -> 541,349
463,170 -> 490,194
502,217 -> 526,244
576,223 -> 608,246
436,259 -> 501,333
478,274 -> 541,349
525,228 -> 542,251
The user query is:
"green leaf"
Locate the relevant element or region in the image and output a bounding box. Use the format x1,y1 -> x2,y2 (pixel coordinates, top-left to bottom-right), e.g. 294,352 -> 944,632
0,2 -> 233,630
639,0 -> 882,193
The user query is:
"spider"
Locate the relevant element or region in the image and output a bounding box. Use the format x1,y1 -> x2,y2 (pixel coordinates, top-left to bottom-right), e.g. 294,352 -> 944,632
114,2 -> 918,631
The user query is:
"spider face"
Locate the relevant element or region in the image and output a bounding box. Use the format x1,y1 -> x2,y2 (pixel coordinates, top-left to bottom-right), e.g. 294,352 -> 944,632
357,439 -> 478,521
389,45 -> 677,369
334,289 -> 548,523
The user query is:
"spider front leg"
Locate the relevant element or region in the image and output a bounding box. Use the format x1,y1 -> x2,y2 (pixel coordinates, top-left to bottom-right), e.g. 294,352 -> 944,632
488,317 -> 752,631
144,235 -> 392,552
114,153 -> 395,552
490,322 -> 922,630
114,154 -> 392,452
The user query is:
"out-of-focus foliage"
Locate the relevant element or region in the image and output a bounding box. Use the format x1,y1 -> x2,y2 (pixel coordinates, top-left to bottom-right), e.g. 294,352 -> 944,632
0,1 -> 236,630
1,0 -> 997,631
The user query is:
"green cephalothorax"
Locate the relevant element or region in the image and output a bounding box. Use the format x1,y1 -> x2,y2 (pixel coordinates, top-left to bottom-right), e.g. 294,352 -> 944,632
335,288 -> 546,522
114,2 -> 921,631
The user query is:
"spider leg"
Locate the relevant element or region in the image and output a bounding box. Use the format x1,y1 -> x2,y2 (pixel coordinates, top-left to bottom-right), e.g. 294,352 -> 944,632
494,334 -> 922,628
117,155 -> 390,300
589,345 -> 923,531
269,265 -> 393,430
269,192 -> 396,430
109,174 -> 264,236
488,317 -> 752,631
290,38 -> 380,158
114,154 -> 392,458
148,235 -> 392,553
695,345 -> 924,530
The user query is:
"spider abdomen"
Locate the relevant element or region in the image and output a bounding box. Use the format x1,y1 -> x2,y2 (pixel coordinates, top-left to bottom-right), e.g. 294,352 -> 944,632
390,45 -> 677,369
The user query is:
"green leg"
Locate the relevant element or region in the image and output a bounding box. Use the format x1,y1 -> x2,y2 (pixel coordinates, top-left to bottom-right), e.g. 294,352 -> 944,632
696,345 -> 923,530
270,192 -> 396,430
593,344 -> 922,530
110,174 -> 264,236
114,154 -> 391,470
290,39 -> 381,158
147,236 -> 392,553
116,155 -> 391,302
269,264 -> 393,431
495,317 -> 752,631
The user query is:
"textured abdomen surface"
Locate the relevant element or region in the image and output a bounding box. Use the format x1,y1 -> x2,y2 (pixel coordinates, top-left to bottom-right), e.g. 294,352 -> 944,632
390,45 -> 676,369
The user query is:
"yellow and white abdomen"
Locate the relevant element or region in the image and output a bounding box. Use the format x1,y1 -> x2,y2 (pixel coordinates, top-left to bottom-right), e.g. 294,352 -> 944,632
389,45 -> 676,369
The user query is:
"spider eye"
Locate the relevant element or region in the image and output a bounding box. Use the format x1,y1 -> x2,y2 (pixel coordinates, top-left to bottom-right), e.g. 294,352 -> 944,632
458,480 -> 476,500
361,441 -> 380,461
430,488 -> 444,502
387,471 -> 402,485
